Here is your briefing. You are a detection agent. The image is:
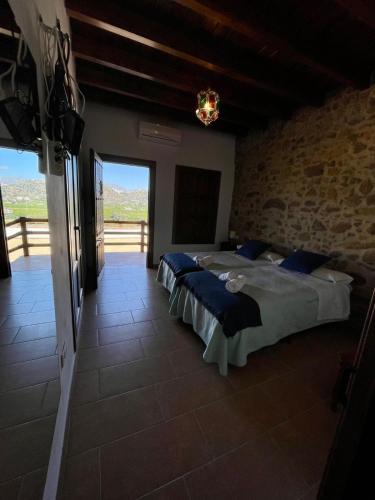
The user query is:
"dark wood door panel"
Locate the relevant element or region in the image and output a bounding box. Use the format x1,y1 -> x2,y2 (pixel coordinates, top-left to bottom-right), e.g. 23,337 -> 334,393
65,155 -> 84,346
91,149 -> 105,277
172,165 -> 221,244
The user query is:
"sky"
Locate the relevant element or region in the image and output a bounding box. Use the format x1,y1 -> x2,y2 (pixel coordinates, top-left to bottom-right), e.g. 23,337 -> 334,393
103,162 -> 149,190
0,147 -> 42,180
0,149 -> 149,190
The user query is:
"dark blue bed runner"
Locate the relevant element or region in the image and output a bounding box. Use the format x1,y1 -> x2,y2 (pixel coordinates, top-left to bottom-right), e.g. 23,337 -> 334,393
162,252 -> 202,278
178,270 -> 262,337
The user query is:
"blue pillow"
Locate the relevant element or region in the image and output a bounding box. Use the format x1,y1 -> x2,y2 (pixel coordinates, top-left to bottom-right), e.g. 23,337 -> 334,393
280,249 -> 330,274
235,240 -> 270,260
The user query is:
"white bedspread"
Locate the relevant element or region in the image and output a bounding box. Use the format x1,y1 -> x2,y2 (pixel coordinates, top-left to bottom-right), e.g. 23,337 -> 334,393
168,264 -> 351,375
209,265 -> 350,322
287,270 -> 351,321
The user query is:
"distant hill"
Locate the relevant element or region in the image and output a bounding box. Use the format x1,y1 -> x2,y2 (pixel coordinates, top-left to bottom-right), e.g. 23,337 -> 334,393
1,178 -> 47,220
0,178 -> 148,221
1,177 -> 47,202
103,184 -> 148,221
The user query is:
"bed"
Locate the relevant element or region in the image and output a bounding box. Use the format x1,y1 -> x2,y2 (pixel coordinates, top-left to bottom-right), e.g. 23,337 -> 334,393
156,250 -> 273,294
169,264 -> 351,375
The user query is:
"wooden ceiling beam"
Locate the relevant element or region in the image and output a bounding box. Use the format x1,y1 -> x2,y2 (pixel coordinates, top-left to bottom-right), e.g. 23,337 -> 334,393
171,0 -> 362,87
66,1 -> 317,105
80,85 -> 249,135
334,0 -> 375,31
0,15 -> 269,126
77,63 -> 193,114
76,61 -> 266,130
70,25 -> 292,119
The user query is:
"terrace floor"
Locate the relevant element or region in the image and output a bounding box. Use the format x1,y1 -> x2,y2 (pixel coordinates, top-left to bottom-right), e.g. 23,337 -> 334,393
10,254 -> 52,271
58,252 -> 361,500
0,254 -> 59,499
104,251 -> 147,265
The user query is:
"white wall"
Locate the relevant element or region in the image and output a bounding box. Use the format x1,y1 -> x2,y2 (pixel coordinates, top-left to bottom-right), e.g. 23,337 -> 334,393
83,102 -> 236,262
7,2 -> 77,499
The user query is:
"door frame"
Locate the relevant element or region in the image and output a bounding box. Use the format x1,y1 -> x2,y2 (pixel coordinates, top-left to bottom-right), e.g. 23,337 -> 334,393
0,183 -> 11,278
318,291 -> 375,499
88,149 -> 103,290
99,153 -> 156,268
63,154 -> 84,350
0,138 -> 39,278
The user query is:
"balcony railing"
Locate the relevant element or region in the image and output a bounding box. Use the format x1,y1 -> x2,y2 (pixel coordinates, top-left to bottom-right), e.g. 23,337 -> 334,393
5,217 -> 148,255
103,220 -> 148,253
6,217 -> 50,256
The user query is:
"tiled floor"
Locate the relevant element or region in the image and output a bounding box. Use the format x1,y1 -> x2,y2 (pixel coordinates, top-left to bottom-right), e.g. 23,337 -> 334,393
0,255 -> 60,500
60,252 -> 360,500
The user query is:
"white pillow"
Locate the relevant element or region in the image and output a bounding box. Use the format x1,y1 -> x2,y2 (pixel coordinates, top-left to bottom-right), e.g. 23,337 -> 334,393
311,267 -> 354,284
274,258 -> 285,266
259,251 -> 284,263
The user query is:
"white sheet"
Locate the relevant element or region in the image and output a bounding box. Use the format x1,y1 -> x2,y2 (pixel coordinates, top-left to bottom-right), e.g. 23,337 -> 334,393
169,264 -> 351,375
156,260 -> 177,293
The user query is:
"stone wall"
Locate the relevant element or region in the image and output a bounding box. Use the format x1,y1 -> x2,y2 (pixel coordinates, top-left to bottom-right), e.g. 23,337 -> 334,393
230,87 -> 375,299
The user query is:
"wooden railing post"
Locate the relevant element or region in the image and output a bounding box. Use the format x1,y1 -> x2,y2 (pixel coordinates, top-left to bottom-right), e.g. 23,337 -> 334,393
20,217 -> 29,257
140,220 -> 145,253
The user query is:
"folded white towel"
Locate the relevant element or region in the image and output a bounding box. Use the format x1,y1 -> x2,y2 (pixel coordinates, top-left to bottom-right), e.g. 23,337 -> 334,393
225,274 -> 247,293
218,271 -> 238,281
193,255 -> 215,267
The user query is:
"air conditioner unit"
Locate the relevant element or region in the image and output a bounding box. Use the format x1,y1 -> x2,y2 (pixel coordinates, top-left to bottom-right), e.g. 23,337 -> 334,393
139,121 -> 182,146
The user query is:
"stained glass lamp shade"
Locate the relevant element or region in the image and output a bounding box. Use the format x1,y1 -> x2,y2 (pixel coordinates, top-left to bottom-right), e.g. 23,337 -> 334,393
195,89 -> 220,126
